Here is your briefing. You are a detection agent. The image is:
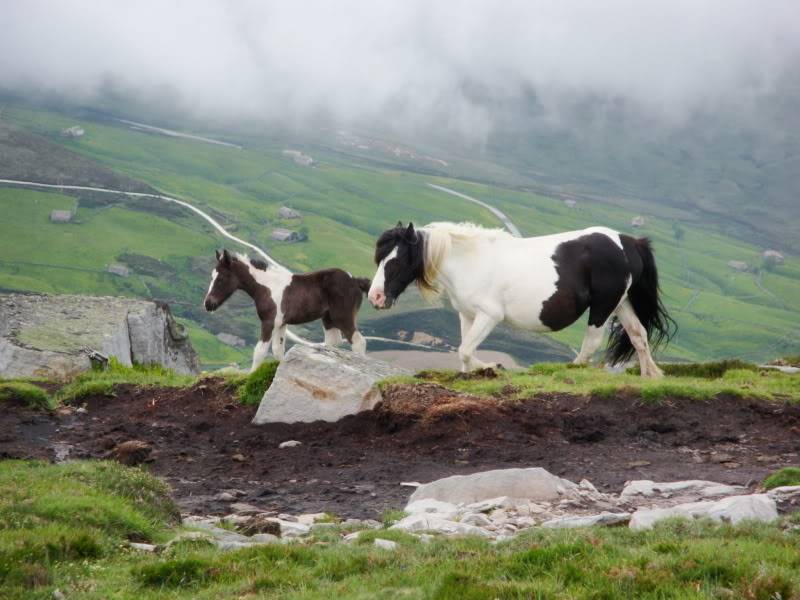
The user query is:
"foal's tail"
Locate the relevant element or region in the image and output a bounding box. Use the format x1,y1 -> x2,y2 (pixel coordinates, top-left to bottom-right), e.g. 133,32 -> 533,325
607,237 -> 677,365
353,277 -> 372,294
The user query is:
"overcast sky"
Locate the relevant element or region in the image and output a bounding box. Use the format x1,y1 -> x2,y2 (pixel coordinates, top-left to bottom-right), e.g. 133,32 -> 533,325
1,0 -> 798,138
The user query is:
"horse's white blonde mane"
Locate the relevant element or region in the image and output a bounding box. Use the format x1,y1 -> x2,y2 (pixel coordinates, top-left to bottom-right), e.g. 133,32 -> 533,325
417,222 -> 511,301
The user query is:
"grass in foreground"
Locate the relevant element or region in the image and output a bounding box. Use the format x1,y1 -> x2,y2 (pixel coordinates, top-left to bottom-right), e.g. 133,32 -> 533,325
3,460 -> 800,599
383,360 -> 800,402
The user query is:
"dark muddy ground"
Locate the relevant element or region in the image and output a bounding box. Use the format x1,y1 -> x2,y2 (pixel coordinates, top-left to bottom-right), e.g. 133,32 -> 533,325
2,380 -> 799,518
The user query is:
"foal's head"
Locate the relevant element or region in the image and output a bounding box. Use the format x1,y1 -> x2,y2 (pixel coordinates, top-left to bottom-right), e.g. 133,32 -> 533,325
203,249 -> 264,312
368,222 -> 424,309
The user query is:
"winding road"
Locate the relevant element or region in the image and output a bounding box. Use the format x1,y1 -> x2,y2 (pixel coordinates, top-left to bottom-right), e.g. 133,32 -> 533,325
426,183 -> 522,237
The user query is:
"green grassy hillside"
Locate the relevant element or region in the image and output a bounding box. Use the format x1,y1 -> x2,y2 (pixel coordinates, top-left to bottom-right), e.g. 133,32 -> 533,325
0,102 -> 797,365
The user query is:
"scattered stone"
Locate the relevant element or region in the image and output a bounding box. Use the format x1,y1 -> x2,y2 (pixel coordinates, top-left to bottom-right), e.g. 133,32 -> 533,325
129,542 -> 157,552
629,494 -> 778,530
465,496 -> 519,513
279,440 -> 302,449
391,514 -> 492,538
266,518 -> 311,538
373,538 -> 398,551
401,481 -> 422,488
405,499 -> 460,520
236,515 -> 281,537
214,491 -> 237,502
297,512 -> 328,525
460,512 -> 493,527
113,440 -> 152,466
343,531 -> 362,543
250,533 -> 280,544
231,453 -> 246,462
53,590 -> 66,600
408,468 -> 577,505
252,345 -> 408,424
620,480 -> 746,501
230,502 -> 262,515
76,406 -> 88,414
579,479 -> 598,493
627,460 -> 651,468
542,512 -> 631,529
710,453 -> 736,464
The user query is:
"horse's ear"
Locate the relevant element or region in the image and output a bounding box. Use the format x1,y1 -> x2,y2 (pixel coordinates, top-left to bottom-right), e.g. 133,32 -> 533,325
396,220 -> 404,229
221,249 -> 231,266
215,249 -> 221,261
405,222 -> 415,240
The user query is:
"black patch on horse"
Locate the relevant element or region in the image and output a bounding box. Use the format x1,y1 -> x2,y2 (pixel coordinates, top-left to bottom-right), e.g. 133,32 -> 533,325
539,233 -> 630,331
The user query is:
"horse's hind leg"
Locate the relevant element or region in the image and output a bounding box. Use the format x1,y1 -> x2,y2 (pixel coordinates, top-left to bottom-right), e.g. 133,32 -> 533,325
615,299 -> 663,378
321,313 -> 343,348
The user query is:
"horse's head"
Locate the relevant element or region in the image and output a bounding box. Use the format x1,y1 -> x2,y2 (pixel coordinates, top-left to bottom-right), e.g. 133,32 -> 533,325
368,222 -> 424,309
204,249 -> 244,312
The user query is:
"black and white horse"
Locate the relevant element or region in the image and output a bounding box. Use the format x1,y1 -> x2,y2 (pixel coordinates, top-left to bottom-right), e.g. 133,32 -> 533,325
204,250 -> 370,371
368,222 -> 675,378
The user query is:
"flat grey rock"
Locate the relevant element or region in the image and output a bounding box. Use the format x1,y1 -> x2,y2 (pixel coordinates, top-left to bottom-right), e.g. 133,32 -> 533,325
390,514 -> 493,537
252,344 -> 408,424
408,468 -> 577,506
620,480 -> 746,501
542,512 -> 631,529
0,293 -> 198,377
629,494 -> 778,530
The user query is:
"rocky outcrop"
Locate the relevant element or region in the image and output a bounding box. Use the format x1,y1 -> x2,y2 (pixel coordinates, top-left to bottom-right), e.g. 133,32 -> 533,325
0,293 -> 199,377
252,344 -> 408,424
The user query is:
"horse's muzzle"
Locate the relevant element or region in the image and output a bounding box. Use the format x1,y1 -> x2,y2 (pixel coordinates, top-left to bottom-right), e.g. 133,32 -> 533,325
204,299 -> 218,312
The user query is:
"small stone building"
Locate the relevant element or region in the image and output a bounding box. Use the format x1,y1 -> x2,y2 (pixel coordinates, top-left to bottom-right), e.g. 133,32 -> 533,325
61,126 -> 85,138
107,263 -> 130,277
727,260 -> 749,272
50,210 -> 73,223
762,250 -> 785,265
270,228 -> 304,242
278,206 -> 302,219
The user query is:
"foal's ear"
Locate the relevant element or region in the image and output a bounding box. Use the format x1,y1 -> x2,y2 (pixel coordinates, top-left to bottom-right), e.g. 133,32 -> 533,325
396,220 -> 404,229
221,249 -> 231,266
405,222 -> 416,241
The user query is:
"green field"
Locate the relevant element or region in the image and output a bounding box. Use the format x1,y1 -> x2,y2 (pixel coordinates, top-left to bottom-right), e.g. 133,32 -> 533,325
1,103 -> 798,366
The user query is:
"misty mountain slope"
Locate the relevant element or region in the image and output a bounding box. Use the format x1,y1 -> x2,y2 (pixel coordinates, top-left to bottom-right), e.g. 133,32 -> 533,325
1,103 -> 798,362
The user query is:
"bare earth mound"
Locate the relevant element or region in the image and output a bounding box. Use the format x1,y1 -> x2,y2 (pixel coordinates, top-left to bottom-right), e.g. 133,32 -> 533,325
2,380 -> 798,518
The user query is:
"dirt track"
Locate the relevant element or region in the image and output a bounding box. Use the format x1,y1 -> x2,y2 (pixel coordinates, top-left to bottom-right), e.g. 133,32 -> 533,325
2,379 -> 799,518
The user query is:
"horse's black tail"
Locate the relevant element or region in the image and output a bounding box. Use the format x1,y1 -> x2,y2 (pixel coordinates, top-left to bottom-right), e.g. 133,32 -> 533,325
354,277 -> 372,294
606,237 -> 677,365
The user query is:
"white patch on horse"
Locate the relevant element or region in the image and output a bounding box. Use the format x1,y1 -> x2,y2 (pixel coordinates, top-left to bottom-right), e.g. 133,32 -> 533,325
239,253 -> 293,358
368,246 -> 397,300
251,339 -> 270,372
207,269 -> 218,295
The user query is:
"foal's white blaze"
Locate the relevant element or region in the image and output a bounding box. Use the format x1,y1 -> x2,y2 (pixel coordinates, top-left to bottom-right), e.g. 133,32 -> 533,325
205,269 -> 219,301
368,246 -> 397,307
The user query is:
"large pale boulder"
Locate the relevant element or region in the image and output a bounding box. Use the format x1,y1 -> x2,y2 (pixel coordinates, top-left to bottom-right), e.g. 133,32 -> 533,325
407,468 -> 577,506
252,344 -> 408,424
629,494 -> 778,530
0,293 -> 198,377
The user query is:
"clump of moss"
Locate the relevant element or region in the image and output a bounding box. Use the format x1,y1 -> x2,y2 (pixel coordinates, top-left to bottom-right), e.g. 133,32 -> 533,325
134,557 -> 218,587
237,360 -> 279,405
627,359 -> 757,378
763,467 -> 800,490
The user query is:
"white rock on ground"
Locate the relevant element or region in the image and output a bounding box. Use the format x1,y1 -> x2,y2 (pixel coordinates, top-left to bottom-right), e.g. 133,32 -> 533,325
390,514 -> 493,537
542,512 -> 631,529
767,485 -> 800,499
629,494 -> 778,530
252,345 -> 408,424
296,512 -> 328,525
373,538 -> 398,551
405,499 -> 461,520
408,468 -> 577,505
265,518 -> 311,538
620,480 -> 746,501
279,440 -> 302,448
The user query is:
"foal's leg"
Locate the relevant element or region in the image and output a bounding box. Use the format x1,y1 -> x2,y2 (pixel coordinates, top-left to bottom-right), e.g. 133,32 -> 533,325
573,324 -> 607,364
321,313 -> 343,348
271,323 -> 287,361
458,311 -> 500,372
251,339 -> 272,372
614,299 -> 663,378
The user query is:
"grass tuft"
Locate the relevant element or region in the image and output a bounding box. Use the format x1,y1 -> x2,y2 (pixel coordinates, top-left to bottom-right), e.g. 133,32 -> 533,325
134,556 -> 218,587
0,381 -> 51,409
54,357 -> 194,405
763,467 -> 800,490
626,359 -> 758,378
235,360 -> 279,405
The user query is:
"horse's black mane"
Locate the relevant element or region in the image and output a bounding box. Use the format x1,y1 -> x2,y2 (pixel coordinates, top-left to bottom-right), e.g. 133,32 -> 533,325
249,257 -> 268,271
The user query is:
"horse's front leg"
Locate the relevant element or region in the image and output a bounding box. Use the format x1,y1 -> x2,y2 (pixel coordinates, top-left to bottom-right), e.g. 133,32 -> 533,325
458,311 -> 499,372
251,339 -> 271,372
271,324 -> 287,361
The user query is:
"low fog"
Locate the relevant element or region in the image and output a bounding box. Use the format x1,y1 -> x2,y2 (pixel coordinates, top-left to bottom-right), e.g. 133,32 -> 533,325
2,0 -> 799,140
